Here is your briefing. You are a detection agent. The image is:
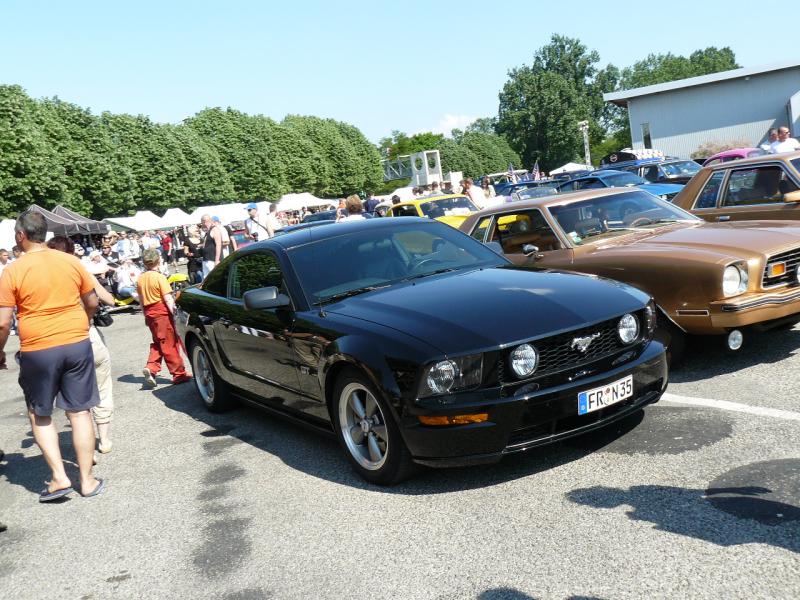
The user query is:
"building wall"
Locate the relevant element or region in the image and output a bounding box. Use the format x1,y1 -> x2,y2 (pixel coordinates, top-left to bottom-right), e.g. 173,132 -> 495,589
628,67 -> 800,158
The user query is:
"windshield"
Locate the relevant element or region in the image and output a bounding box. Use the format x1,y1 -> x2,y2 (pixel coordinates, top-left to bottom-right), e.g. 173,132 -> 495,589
548,191 -> 699,246
419,196 -> 478,218
661,161 -> 701,177
515,187 -> 559,200
288,221 -> 505,304
603,172 -> 647,187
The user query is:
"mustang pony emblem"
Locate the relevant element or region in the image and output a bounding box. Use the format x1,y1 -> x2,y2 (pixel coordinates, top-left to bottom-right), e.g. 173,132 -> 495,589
571,333 -> 601,353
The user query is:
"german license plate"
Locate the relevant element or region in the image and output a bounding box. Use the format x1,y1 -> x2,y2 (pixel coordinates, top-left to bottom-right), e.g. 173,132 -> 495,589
578,375 -> 633,415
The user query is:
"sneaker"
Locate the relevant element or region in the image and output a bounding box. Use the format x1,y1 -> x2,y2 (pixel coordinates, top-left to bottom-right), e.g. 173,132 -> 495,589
172,374 -> 193,385
142,368 -> 157,388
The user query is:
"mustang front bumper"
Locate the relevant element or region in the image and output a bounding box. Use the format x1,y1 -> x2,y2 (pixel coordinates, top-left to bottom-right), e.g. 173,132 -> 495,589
401,340 -> 668,467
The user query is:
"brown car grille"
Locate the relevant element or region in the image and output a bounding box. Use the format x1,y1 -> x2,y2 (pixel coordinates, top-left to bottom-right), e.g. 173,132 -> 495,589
501,315 -> 633,386
762,247 -> 800,287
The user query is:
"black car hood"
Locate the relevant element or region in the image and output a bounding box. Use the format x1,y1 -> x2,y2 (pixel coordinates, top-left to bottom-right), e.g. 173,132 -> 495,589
325,267 -> 647,356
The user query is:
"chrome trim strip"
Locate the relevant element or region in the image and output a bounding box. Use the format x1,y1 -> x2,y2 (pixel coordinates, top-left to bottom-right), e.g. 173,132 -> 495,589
721,290 -> 800,312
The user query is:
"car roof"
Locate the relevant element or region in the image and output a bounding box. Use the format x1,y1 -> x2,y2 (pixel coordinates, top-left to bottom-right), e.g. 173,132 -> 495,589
394,194 -> 468,206
705,150 -> 800,170
254,216 -> 437,250
471,187 -> 640,216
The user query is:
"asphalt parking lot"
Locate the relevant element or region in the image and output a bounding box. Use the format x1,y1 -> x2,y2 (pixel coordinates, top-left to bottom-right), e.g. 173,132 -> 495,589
1,312 -> 798,600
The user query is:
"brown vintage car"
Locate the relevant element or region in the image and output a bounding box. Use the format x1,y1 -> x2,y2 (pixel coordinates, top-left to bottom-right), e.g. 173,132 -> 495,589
671,151 -> 800,222
460,187 -> 800,354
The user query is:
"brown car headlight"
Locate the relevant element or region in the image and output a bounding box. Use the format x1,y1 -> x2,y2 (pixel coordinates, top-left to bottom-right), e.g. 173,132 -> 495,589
419,354 -> 483,398
722,263 -> 748,297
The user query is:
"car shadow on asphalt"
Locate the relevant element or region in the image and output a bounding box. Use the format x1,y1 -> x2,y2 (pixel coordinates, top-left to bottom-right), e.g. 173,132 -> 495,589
566,479 -> 800,554
150,381 -> 646,495
670,328 -> 800,383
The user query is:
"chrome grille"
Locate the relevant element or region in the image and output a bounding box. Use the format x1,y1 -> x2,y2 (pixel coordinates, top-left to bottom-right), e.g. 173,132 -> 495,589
504,315 -> 633,383
762,247 -> 800,288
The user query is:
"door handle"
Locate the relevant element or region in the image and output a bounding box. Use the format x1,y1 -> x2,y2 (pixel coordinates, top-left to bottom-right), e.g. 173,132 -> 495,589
717,215 -> 731,222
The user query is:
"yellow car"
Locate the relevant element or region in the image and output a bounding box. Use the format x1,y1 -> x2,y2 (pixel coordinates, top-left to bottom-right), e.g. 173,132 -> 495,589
386,194 -> 479,228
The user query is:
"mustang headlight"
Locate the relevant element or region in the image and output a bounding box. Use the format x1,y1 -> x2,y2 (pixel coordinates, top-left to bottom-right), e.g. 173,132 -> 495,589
618,313 -> 639,344
723,264 -> 748,297
419,354 -> 483,398
510,343 -> 538,378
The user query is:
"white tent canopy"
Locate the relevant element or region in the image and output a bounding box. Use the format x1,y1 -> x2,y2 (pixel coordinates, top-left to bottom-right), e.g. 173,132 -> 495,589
104,210 -> 164,232
0,219 -> 15,251
276,192 -> 336,212
551,162 -> 593,174
160,208 -> 196,228
189,202 -> 253,226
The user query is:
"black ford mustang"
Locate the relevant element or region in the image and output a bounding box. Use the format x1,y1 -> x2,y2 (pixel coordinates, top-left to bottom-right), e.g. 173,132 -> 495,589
176,218 -> 667,484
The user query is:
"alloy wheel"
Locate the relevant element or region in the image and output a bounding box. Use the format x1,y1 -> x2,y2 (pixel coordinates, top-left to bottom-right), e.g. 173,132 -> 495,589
193,346 -> 215,404
338,382 -> 389,471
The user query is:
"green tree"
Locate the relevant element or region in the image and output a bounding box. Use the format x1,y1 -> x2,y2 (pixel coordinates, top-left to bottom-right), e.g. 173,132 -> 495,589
498,69 -> 589,170
0,85 -> 66,216
619,47 -> 739,90
437,138 -> 482,178
332,120 -> 384,193
165,124 -> 235,210
283,115 -> 363,196
186,108 -> 284,200
465,117 -> 497,134
38,98 -> 135,217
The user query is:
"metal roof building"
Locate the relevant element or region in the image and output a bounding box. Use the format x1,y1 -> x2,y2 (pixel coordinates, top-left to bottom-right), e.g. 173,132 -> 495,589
604,60 -> 800,158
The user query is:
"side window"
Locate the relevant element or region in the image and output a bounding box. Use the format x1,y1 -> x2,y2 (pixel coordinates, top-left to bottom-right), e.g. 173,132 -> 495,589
228,252 -> 285,300
694,171 -> 725,209
201,255 -> 234,296
722,166 -> 795,207
470,217 -> 492,242
393,205 -> 419,217
643,166 -> 660,182
576,178 -> 604,190
488,210 -> 562,254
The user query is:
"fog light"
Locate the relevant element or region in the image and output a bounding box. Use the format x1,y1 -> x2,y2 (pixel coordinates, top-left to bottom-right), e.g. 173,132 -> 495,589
418,413 -> 489,426
510,344 -> 538,378
727,330 -> 743,351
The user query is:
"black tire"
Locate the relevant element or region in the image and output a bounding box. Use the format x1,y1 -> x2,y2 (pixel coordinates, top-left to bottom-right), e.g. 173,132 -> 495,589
331,367 -> 416,485
189,341 -> 236,412
657,312 -> 686,365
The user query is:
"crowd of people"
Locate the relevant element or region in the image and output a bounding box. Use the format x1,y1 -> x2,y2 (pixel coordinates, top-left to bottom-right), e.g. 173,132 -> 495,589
760,126 -> 800,154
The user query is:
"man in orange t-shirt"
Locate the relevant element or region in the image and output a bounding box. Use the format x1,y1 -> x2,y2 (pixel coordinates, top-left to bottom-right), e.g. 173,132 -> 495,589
0,211 -> 105,501
137,248 -> 190,388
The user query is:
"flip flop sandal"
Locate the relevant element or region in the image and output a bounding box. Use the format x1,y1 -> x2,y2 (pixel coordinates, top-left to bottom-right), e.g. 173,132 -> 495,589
39,486 -> 74,503
82,478 -> 106,498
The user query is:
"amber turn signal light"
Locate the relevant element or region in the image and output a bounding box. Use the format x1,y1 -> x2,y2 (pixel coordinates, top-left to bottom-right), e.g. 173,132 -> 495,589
418,413 -> 489,426
768,262 -> 786,277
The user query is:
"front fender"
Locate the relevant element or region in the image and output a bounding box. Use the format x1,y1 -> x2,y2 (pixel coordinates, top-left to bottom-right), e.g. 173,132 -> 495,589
319,334 -> 408,411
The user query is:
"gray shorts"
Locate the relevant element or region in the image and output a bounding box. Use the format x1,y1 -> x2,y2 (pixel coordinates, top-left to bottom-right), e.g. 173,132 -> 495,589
19,338 -> 101,416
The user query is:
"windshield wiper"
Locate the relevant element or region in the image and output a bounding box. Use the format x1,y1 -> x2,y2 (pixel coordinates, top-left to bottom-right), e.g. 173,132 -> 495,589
402,267 -> 458,282
316,285 -> 388,305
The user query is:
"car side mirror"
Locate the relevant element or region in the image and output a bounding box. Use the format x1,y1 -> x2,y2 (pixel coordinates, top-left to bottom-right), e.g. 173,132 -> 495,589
485,241 -> 505,255
522,244 -> 539,256
243,286 -> 290,310
784,190 -> 800,203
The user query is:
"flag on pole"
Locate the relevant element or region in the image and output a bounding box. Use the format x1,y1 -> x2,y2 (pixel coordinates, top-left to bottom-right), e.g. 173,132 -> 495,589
531,160 -> 540,180
507,163 -> 517,183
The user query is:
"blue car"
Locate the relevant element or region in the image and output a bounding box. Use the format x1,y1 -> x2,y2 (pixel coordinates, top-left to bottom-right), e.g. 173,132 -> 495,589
556,169 -> 684,201
494,179 -> 561,196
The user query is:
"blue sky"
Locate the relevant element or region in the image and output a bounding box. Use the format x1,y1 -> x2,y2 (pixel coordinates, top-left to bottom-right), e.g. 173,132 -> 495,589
1,1 -> 797,142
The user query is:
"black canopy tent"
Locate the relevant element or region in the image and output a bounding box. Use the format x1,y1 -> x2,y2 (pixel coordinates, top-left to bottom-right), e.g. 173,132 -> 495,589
51,205 -> 108,235
25,205 -> 108,236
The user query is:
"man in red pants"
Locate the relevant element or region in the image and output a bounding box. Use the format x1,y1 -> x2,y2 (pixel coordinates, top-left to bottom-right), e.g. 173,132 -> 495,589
137,249 -> 192,388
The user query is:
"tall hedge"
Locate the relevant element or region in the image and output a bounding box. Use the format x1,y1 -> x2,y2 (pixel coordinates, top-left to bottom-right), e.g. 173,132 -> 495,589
0,86 -> 385,219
